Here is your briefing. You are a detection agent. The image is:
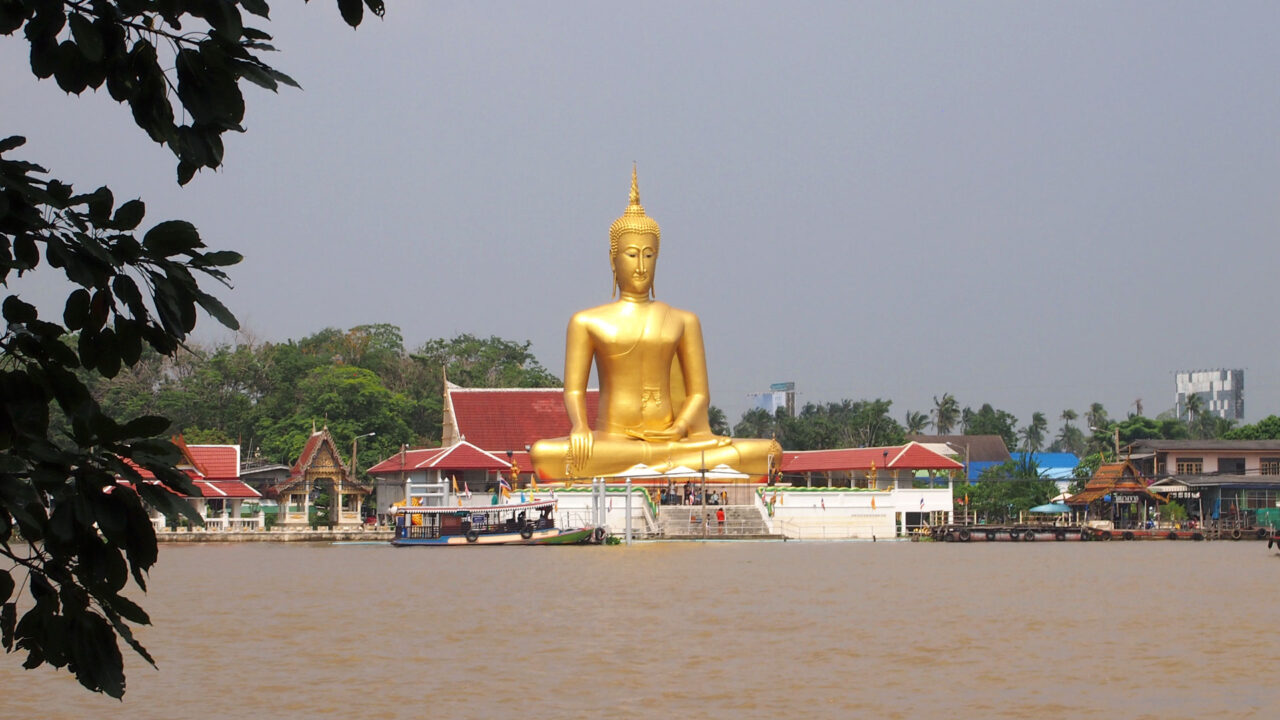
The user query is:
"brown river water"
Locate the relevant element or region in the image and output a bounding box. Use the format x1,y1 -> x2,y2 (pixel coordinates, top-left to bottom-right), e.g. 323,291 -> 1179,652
5,541 -> 1279,719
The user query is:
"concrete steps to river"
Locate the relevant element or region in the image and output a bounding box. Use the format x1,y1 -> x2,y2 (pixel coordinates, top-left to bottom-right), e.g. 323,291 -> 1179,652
656,505 -> 780,540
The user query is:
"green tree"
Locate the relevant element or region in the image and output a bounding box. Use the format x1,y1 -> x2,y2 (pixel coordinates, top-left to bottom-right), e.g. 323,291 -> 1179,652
708,405 -> 730,436
1021,411 -> 1048,452
1224,415 -> 1280,440
1052,408 -> 1086,455
1,0 -> 383,697
256,364 -> 413,470
733,407 -> 782,441
759,399 -> 904,451
932,393 -> 960,434
1183,393 -> 1203,423
968,455 -> 1056,522
904,410 -> 929,435
1085,402 -> 1109,432
963,403 -> 1019,452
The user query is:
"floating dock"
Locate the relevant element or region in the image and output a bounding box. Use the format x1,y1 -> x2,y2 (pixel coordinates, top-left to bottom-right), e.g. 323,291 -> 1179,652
931,524 -> 1274,542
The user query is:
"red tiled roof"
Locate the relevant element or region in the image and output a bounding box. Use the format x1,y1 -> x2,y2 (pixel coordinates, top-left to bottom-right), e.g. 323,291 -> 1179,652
118,478 -> 259,500
368,448 -> 447,474
887,442 -> 965,470
191,479 -> 261,498
187,445 -> 240,480
369,441 -> 511,474
1066,460 -> 1160,505
448,388 -> 599,453
291,431 -> 328,476
118,440 -> 257,499
782,443 -> 963,474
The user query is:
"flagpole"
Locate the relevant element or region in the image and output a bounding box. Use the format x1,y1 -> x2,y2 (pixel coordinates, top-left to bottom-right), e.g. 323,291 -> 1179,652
701,450 -> 707,540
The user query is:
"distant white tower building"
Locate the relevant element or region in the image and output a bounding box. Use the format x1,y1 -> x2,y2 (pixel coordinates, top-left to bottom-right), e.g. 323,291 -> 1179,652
749,382 -> 796,417
1174,369 -> 1244,420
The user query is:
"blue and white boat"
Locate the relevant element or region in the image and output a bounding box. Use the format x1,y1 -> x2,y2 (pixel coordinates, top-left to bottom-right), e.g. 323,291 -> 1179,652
391,499 -> 600,546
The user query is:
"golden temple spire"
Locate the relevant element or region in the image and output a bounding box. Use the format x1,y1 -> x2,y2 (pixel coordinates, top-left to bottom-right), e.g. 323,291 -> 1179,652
629,163 -> 641,208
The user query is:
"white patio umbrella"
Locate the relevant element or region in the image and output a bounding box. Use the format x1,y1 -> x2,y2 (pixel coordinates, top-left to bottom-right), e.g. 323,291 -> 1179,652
610,463 -> 662,479
704,463 -> 750,480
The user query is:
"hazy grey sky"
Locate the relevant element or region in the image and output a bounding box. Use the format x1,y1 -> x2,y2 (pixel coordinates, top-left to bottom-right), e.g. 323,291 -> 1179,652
4,1 -> 1278,429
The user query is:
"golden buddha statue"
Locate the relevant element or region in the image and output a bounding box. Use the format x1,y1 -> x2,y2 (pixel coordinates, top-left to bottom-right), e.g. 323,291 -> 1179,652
531,168 -> 782,480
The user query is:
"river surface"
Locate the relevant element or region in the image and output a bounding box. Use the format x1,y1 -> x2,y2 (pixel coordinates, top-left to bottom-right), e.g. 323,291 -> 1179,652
6,540 -> 1280,719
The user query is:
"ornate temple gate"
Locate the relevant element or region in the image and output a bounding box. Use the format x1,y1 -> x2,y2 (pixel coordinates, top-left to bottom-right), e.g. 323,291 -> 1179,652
270,428 -> 370,528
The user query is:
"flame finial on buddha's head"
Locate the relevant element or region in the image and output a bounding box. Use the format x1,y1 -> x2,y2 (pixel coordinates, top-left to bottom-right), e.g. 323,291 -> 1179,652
609,164 -> 661,256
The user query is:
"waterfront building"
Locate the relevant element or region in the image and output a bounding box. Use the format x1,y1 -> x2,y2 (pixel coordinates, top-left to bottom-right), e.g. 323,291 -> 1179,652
1126,439 -> 1280,529
367,440 -> 514,521
908,434 -> 1012,479
1174,368 -> 1244,420
261,427 -> 370,528
127,437 -> 263,530
772,443 -> 964,538
441,383 -> 599,484
1065,460 -> 1165,530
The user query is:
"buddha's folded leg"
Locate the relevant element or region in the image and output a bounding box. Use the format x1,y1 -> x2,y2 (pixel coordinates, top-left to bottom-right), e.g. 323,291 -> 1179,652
533,434 -> 781,480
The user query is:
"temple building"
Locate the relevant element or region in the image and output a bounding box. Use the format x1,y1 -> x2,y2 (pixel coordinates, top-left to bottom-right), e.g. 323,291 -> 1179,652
1065,459 -> 1166,529
126,437 -> 263,530
365,381 -> 965,539
441,382 -> 600,484
367,440 -> 514,520
262,427 -> 371,528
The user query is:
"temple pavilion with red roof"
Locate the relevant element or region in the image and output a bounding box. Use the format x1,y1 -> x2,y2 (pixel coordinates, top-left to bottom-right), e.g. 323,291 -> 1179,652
262,427 -> 371,528
780,442 -> 965,488
1066,459 -> 1166,528
367,440 -> 516,520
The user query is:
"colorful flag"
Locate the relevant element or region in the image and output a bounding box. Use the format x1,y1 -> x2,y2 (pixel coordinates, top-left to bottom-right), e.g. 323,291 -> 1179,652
919,496 -> 925,510
451,477 -> 461,506
463,481 -> 472,499
821,498 -> 826,511
870,496 -> 876,510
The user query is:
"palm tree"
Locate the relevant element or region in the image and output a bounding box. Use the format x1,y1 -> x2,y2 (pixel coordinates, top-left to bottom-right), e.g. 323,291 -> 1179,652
932,394 -> 960,435
1053,408 -> 1083,454
904,410 -> 929,435
1184,393 -> 1203,423
1022,411 -> 1048,453
1085,402 -> 1108,431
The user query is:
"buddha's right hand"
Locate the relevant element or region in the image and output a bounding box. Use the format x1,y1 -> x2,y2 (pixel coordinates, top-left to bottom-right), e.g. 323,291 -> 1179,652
569,429 -> 593,471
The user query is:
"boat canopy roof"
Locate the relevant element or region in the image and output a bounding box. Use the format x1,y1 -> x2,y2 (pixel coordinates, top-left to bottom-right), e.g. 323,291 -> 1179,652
396,499 -> 556,515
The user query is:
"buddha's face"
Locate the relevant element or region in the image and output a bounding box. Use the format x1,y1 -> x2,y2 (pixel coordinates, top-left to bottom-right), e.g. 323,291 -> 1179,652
613,232 -> 658,296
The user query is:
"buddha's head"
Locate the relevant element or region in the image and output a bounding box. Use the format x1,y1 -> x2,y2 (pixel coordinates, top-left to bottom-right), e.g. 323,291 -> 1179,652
609,166 -> 661,299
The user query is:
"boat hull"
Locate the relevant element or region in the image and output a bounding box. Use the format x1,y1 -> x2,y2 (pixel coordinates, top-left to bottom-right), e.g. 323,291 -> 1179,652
391,527 -> 595,547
